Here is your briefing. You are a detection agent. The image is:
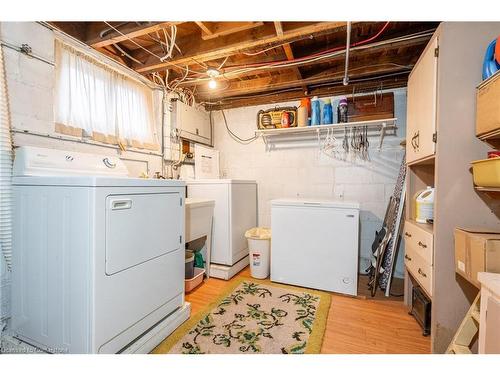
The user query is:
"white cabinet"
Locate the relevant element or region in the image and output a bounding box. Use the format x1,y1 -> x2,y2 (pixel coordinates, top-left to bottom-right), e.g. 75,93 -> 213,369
406,36 -> 439,164
171,100 -> 212,145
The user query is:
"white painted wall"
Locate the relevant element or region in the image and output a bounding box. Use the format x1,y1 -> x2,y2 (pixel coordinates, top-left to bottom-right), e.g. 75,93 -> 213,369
0,22 -> 165,178
213,89 -> 407,276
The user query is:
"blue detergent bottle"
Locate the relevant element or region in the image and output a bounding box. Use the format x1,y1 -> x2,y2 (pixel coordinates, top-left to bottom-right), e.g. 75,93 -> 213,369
322,98 -> 333,124
311,96 -> 321,125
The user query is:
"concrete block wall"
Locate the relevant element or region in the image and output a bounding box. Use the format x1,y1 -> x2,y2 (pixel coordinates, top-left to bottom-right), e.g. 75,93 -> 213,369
0,22 -> 165,178
213,88 -> 407,276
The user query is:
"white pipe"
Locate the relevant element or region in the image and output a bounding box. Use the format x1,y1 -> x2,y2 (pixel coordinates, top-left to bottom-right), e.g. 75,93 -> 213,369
0,45 -> 13,270
343,22 -> 351,86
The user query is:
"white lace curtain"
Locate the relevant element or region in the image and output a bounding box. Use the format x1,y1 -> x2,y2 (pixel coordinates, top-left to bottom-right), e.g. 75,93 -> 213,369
54,40 -> 161,150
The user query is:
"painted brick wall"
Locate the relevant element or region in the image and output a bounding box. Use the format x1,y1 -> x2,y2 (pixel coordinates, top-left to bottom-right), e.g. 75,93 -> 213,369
213,88 -> 407,276
0,22 -> 165,177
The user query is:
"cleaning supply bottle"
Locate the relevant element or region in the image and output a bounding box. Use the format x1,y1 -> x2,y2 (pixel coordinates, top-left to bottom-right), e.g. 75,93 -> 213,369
311,96 -> 321,126
297,98 -> 310,127
337,97 -> 348,123
322,98 -> 333,124
415,186 -> 435,224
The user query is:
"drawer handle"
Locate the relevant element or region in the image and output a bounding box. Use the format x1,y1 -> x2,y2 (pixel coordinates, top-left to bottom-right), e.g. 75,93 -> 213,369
418,268 -> 427,278
404,254 -> 412,261
418,241 -> 427,249
404,232 -> 412,238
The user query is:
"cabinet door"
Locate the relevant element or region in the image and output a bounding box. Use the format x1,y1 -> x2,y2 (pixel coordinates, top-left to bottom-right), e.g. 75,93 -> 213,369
406,37 -> 438,164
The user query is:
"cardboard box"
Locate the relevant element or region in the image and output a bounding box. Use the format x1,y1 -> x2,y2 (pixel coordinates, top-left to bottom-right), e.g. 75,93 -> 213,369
476,71 -> 500,137
454,228 -> 500,288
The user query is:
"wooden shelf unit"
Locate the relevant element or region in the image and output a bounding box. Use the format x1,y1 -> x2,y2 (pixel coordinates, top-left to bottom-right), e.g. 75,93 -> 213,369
403,23 -> 500,353
406,218 -> 434,235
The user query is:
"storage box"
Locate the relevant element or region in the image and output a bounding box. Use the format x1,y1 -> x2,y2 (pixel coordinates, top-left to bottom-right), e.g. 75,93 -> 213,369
476,71 -> 500,137
185,267 -> 205,293
471,158 -> 500,187
454,228 -> 500,288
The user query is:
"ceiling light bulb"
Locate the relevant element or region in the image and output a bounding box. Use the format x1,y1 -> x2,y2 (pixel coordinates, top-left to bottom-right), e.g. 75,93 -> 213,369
208,78 -> 217,89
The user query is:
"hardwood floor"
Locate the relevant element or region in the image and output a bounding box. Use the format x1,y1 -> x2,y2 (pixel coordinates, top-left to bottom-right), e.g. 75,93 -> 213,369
184,267 -> 431,354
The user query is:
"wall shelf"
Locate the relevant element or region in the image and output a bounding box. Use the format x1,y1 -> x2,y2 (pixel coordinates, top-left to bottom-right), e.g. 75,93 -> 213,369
255,118 -> 398,151
475,186 -> 500,193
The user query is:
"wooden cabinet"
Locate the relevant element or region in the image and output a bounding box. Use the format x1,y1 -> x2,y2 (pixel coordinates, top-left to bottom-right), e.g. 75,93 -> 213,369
404,23 -> 500,353
406,37 -> 438,164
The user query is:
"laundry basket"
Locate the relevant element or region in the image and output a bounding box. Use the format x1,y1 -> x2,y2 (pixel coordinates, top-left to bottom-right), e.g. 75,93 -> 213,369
245,227 -> 271,279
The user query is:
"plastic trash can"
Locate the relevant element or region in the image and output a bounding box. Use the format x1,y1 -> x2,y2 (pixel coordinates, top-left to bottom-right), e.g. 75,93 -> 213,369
245,227 -> 271,279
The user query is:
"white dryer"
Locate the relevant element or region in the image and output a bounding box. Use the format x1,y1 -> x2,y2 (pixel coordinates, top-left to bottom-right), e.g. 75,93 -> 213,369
11,146 -> 190,353
271,199 -> 360,296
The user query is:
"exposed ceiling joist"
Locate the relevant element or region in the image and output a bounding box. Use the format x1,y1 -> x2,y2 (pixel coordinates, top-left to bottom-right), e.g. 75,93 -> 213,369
180,34 -> 431,88
207,74 -> 409,110
273,21 -> 306,93
198,63 -> 412,100
196,21 -> 264,40
87,22 -> 181,48
133,22 -> 346,74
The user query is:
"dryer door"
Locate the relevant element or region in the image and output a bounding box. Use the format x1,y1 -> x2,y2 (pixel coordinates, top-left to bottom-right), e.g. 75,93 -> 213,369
105,192 -> 181,275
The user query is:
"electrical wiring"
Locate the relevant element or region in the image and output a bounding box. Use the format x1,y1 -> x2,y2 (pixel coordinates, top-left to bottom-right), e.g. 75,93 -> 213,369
160,25 -> 177,62
225,22 -> 391,70
113,43 -> 144,65
180,29 -> 434,86
103,21 -> 164,61
102,21 -> 204,76
217,56 -> 229,70
199,69 -> 409,108
221,109 -> 258,144
242,37 -> 310,56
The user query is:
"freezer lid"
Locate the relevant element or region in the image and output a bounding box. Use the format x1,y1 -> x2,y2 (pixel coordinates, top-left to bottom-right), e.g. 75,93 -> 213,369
186,178 -> 256,185
271,198 -> 360,210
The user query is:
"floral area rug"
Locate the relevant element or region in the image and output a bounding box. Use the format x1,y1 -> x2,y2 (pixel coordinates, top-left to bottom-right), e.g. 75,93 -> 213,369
152,278 -> 331,354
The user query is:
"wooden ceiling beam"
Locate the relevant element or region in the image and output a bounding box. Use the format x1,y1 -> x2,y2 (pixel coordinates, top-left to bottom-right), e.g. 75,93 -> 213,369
273,21 -> 307,93
133,22 -> 347,74
180,31 -> 431,84
196,22 -> 265,40
196,53 -> 415,100
87,22 -> 182,48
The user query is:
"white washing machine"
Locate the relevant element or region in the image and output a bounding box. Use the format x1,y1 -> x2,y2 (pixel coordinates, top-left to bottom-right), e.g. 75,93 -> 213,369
187,179 -> 257,280
11,146 -> 190,353
271,199 -> 360,296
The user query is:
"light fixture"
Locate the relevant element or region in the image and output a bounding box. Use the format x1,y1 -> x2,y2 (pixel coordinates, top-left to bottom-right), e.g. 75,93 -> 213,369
208,78 -> 217,89
206,68 -> 220,90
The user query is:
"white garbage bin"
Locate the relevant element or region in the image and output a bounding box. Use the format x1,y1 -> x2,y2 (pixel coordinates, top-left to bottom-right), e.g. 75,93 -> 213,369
245,227 -> 271,279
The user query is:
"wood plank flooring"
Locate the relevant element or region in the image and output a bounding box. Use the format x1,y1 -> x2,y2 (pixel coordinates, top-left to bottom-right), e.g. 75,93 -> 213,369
184,268 -> 431,354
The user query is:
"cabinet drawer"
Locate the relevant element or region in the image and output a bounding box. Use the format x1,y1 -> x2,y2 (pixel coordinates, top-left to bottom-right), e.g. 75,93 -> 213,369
405,245 -> 433,297
404,220 -> 434,265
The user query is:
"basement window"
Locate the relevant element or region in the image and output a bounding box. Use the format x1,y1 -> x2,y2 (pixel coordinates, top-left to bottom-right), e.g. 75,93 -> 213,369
54,39 -> 160,150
